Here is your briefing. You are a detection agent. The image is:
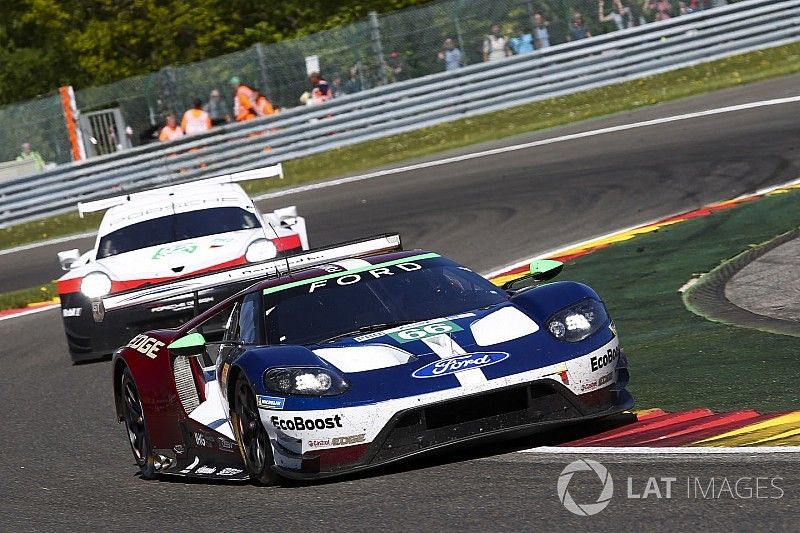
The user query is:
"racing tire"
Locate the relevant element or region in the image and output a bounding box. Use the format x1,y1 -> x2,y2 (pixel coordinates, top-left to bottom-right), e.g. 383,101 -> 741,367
232,374 -> 279,486
120,367 -> 157,479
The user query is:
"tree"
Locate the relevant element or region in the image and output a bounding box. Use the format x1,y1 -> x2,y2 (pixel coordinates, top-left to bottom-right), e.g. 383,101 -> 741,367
0,0 -> 434,106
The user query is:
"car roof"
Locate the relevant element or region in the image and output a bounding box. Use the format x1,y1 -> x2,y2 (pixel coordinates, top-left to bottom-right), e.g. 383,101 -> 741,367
254,249 -> 440,294
98,183 -> 254,236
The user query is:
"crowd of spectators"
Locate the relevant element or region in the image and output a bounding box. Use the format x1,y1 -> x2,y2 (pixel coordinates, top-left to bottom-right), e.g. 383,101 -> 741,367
154,0 -> 729,142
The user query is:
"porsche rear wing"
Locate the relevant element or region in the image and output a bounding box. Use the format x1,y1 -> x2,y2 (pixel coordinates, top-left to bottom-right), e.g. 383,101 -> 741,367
77,164 -> 284,217
101,233 -> 402,312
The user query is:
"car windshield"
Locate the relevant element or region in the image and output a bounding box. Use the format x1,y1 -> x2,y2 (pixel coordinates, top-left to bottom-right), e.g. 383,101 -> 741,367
97,207 -> 261,258
262,256 -> 507,345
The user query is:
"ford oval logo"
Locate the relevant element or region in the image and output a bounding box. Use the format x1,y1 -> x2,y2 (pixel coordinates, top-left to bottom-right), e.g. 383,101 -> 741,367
412,352 -> 509,378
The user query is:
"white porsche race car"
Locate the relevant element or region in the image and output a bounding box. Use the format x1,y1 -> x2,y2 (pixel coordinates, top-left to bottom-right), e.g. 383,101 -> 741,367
56,164 -> 309,362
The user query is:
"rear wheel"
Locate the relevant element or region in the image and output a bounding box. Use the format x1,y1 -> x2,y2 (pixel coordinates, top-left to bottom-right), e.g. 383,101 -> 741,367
232,374 -> 279,485
120,367 -> 157,479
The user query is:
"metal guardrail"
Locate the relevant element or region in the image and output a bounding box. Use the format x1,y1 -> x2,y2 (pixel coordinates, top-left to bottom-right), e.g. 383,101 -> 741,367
1,0 -> 798,228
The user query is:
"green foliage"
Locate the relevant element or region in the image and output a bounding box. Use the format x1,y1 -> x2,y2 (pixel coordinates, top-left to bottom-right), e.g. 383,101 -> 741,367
0,0 -> 434,105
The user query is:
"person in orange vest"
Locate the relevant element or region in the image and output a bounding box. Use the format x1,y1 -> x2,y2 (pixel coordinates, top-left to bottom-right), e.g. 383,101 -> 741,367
181,99 -> 212,135
253,89 -> 277,116
158,113 -> 185,142
229,76 -> 259,122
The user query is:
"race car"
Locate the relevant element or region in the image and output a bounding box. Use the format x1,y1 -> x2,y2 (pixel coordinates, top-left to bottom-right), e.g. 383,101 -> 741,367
111,234 -> 632,483
57,164 -> 309,362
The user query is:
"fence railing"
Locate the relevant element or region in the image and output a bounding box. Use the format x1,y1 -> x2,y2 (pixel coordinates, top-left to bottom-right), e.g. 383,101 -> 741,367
0,0 -> 797,228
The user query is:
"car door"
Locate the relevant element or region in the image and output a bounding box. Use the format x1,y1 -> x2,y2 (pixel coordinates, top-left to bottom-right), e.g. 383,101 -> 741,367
213,292 -> 262,409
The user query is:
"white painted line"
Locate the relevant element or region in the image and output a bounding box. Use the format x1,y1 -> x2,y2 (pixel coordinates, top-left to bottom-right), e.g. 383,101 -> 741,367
254,96 -> 800,203
518,446 -> 800,454
0,303 -> 59,323
0,231 -> 96,257
5,96 -> 800,258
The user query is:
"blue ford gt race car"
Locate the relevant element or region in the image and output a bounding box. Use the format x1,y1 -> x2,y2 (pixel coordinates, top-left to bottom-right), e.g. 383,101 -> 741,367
112,234 -> 632,484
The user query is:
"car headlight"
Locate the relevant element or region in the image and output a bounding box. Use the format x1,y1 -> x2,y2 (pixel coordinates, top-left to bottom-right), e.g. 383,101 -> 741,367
547,298 -> 608,342
245,239 -> 278,263
80,272 -> 112,298
264,367 -> 349,396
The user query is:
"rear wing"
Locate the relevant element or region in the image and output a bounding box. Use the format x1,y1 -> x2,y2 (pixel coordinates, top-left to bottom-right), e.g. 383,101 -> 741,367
77,164 -> 284,217
101,233 -> 402,312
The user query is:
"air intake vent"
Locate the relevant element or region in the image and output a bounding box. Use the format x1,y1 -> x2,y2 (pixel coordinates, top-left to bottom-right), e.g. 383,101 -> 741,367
173,356 -> 200,413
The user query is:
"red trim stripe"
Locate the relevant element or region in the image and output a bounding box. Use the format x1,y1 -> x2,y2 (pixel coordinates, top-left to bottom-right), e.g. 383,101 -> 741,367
56,234 -> 304,296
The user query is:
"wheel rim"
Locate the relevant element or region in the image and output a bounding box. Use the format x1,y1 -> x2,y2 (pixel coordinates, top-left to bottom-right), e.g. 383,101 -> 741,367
122,376 -> 148,465
236,380 -> 269,474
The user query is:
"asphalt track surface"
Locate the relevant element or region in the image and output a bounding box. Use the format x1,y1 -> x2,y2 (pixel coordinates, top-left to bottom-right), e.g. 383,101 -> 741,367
2,75 -> 800,530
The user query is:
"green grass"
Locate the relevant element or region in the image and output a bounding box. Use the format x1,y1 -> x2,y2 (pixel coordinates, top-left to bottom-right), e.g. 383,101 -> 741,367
3,41 -> 800,251
0,282 -> 58,311
561,189 -> 800,412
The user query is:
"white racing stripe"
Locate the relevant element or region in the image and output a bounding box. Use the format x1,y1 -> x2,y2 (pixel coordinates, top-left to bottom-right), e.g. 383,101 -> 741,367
253,96 -> 800,203
516,446 -> 800,454
422,334 -> 487,387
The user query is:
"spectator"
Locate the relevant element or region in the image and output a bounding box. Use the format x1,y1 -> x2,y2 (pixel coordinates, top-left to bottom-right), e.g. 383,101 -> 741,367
16,143 -> 45,170
344,66 -> 363,94
598,0 -> 631,31
254,89 -> 277,116
386,50 -> 407,83
567,12 -> 592,41
300,72 -> 332,106
685,0 -> 702,13
438,38 -> 463,71
627,0 -> 647,25
532,13 -> 551,49
181,99 -> 212,135
158,113 -> 185,142
229,76 -> 259,122
331,74 -> 343,98
203,89 -> 230,126
649,0 -> 673,21
483,23 -> 510,62
508,24 -> 534,55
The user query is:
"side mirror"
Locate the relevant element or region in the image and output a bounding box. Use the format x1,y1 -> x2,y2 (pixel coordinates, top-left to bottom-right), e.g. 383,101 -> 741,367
501,259 -> 563,291
58,249 -> 81,271
167,332 -> 207,357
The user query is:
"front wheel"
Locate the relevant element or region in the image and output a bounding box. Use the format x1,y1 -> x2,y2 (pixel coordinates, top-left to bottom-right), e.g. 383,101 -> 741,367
120,367 -> 157,479
231,374 -> 279,485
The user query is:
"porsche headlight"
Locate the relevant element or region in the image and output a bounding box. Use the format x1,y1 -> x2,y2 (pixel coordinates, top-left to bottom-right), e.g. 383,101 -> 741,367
80,272 -> 112,298
547,299 -> 608,342
245,239 -> 278,263
264,367 -> 349,396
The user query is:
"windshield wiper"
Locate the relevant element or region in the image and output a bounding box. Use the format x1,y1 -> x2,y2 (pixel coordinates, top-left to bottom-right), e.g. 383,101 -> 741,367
320,320 -> 417,344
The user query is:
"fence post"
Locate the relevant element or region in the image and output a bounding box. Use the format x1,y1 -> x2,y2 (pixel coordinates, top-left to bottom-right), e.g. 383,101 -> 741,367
453,0 -> 467,65
368,11 -> 388,86
255,43 -> 271,96
158,66 -> 180,116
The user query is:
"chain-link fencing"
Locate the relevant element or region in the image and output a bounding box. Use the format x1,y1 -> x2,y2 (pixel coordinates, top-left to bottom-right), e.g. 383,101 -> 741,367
0,0 -> 741,166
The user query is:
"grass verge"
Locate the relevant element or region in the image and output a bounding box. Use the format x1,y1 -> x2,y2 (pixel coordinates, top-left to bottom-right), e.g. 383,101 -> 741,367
561,188 -> 800,412
3,41 -> 800,251
0,282 -> 58,311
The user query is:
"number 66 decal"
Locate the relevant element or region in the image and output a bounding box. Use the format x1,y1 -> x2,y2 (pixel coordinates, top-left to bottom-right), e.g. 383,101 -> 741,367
388,320 -> 463,343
